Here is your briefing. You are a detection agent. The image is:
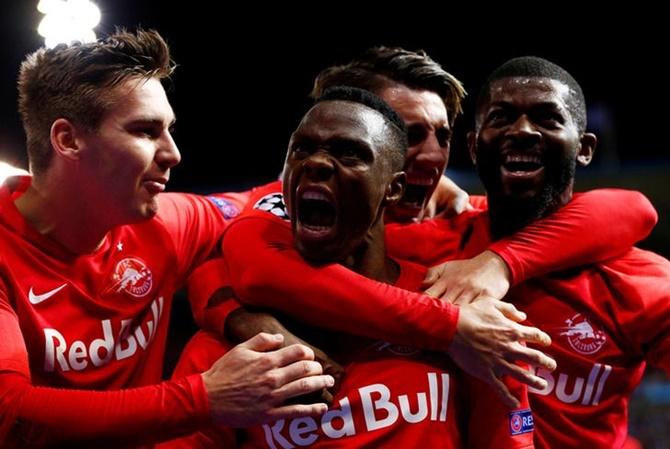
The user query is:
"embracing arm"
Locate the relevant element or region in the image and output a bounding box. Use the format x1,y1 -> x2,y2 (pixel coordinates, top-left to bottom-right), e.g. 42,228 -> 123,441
424,189 -> 657,301
491,188 -> 657,285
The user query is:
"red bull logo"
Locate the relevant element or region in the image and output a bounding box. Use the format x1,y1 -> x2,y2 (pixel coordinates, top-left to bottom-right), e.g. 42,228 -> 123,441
106,258 -> 153,298
559,313 -> 607,355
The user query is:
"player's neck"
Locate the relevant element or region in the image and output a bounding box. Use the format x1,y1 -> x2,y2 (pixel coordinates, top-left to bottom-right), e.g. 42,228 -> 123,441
14,176 -> 110,255
342,220 -> 399,285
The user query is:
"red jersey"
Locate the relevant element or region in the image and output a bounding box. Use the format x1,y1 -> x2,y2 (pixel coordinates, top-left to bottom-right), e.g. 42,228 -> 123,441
388,207 -> 670,449
163,259 -> 533,449
0,177 -> 246,447
196,182 -> 655,350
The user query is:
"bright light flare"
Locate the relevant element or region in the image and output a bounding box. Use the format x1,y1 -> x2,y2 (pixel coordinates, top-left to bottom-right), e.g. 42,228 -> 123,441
37,0 -> 101,48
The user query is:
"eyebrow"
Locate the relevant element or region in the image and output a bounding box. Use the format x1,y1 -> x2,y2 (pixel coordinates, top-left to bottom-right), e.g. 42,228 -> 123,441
128,116 -> 177,128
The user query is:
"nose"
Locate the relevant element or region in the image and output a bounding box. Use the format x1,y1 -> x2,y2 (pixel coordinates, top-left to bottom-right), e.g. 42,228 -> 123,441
303,151 -> 334,181
156,131 -> 181,170
412,134 -> 449,168
507,115 -> 541,142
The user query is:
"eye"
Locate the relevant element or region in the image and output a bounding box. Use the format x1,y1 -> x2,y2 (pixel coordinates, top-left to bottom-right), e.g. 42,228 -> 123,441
485,109 -> 509,126
435,126 -> 452,148
331,142 -> 366,165
535,111 -> 565,128
407,124 -> 428,147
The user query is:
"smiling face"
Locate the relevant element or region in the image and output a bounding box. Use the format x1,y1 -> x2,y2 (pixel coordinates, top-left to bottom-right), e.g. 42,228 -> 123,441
470,77 -> 595,230
378,84 -> 451,221
76,77 -> 180,224
282,100 -> 401,264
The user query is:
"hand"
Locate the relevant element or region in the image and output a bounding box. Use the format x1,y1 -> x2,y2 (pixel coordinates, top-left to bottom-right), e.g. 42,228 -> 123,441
202,332 -> 334,426
420,175 -> 473,221
422,250 -> 510,304
226,308 -> 345,403
449,299 -> 556,408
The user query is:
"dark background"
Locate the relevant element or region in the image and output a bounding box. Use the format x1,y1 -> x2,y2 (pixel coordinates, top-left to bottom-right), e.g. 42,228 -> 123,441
1,4 -> 668,447
2,4 -> 668,258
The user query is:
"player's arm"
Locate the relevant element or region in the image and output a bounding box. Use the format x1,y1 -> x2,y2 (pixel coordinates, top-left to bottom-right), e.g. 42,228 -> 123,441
0,297 -> 330,445
222,214 -> 556,407
491,188 -> 657,285
424,189 -> 657,301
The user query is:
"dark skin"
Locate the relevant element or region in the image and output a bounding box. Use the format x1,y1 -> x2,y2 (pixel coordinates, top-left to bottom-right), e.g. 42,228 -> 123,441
468,76 -> 596,237
226,100 -> 406,401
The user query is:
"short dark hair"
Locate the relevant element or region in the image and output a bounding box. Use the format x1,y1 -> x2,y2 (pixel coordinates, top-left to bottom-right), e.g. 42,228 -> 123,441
311,47 -> 466,127
316,86 -> 408,171
477,56 -> 587,133
18,28 -> 175,175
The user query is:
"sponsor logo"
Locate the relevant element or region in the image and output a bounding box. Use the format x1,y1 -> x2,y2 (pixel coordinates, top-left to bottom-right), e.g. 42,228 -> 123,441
262,372 -> 449,449
44,297 -> 164,372
28,284 -> 67,305
529,363 -> 612,406
104,258 -> 153,298
207,196 -> 240,219
254,193 -> 289,221
509,409 -> 533,435
559,313 -> 607,355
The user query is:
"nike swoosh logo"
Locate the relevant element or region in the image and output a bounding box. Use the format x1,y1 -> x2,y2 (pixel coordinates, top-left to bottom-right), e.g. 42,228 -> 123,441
28,284 -> 67,305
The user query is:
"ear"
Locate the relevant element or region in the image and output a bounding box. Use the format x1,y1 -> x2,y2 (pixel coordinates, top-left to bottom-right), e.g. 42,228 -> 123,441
467,131 -> 477,165
577,132 -> 597,167
50,118 -> 86,161
383,171 -> 406,206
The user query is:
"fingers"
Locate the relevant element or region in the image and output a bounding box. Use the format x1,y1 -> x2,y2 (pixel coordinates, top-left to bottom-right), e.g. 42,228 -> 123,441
498,362 -> 549,391
275,359 -> 323,384
268,343 -> 316,367
266,403 -> 329,421
495,301 -> 527,322
421,267 -> 440,289
514,323 -> 552,348
273,374 -> 335,403
506,342 -> 557,371
238,332 -> 284,352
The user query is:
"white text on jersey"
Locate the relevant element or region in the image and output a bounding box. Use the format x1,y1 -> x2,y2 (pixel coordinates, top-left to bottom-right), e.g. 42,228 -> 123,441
43,297 -> 164,372
263,372 -> 449,449
529,363 -> 612,406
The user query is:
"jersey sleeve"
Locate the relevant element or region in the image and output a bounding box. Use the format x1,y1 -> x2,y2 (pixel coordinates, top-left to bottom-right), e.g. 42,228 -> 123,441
222,213 -> 460,352
187,258 -> 241,337
0,371 -> 210,447
157,332 -> 237,449
0,284 -> 211,446
489,189 -> 657,285
155,193 -> 227,283
0,289 -> 30,376
600,249 -> 670,375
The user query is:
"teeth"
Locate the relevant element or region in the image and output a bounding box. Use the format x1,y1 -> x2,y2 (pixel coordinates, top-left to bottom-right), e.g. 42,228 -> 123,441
302,191 -> 330,201
504,154 -> 541,164
407,177 -> 434,186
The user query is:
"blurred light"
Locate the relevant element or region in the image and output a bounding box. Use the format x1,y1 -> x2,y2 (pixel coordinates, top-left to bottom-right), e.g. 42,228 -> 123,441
0,161 -> 30,185
37,0 -> 101,48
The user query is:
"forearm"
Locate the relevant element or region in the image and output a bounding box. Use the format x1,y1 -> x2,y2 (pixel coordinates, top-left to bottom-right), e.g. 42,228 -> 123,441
490,189 -> 657,285
0,373 -> 210,446
225,216 -> 460,351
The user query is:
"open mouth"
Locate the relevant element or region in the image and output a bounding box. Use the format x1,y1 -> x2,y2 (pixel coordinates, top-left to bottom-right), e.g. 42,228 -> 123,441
296,189 -> 337,239
400,183 -> 431,209
501,154 -> 544,176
